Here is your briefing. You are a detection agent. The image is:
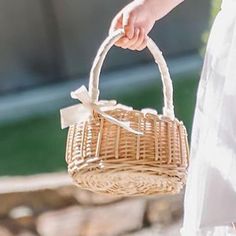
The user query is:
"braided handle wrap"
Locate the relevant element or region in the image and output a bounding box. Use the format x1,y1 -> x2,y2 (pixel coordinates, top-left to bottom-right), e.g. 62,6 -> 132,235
89,29 -> 175,119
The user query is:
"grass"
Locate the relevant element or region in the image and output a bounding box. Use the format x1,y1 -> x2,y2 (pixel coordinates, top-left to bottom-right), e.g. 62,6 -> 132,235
114,73 -> 199,135
0,73 -> 199,176
0,115 -> 67,175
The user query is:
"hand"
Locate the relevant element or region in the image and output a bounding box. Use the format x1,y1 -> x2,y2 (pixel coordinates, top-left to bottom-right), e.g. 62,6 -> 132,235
109,0 -> 155,51
109,0 -> 184,51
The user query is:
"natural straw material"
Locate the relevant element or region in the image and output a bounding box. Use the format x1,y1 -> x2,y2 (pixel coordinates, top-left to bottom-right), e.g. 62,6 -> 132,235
62,29 -> 189,196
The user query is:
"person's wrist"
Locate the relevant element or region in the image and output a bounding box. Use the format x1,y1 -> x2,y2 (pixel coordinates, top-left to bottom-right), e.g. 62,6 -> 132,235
140,0 -> 184,21
137,0 -> 164,21
132,0 -> 158,21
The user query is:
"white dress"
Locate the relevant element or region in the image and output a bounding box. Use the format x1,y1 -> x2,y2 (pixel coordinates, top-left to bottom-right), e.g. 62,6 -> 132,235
181,0 -> 236,235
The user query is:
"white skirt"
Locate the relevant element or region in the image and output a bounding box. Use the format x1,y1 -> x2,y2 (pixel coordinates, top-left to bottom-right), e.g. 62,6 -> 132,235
181,0 -> 236,235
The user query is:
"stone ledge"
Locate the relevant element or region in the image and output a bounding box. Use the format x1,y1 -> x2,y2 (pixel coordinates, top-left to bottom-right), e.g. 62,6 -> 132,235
0,172 -> 72,194
0,172 -> 184,236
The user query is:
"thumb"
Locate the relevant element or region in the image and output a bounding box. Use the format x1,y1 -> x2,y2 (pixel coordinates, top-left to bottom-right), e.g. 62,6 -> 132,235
122,12 -> 135,39
109,12 -> 123,35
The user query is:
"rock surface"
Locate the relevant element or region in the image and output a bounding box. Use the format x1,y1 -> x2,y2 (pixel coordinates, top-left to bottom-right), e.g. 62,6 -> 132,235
37,199 -> 146,236
0,173 -> 184,236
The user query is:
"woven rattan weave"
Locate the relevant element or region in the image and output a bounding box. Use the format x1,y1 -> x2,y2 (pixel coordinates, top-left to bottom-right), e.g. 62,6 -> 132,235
61,29 -> 189,196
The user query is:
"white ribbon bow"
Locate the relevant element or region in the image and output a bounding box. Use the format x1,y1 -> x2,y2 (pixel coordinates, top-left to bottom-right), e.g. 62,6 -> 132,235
60,86 -> 143,135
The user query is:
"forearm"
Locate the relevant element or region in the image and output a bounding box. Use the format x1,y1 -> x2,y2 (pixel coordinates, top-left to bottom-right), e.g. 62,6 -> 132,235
139,0 -> 184,21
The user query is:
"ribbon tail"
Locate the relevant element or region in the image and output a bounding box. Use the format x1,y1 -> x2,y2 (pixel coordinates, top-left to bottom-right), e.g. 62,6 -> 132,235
71,85 -> 92,104
96,109 -> 143,135
60,104 -> 91,129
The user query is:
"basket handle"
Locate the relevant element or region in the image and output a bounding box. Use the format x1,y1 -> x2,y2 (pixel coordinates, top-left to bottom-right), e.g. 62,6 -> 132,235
89,29 -> 175,119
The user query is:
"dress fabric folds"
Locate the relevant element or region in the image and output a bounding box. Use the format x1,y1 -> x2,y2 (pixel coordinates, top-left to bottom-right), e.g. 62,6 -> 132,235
181,0 -> 236,235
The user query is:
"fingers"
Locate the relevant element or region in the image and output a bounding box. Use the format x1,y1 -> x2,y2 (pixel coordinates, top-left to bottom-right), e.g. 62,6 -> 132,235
115,36 -> 129,47
109,12 -> 123,35
122,12 -> 135,39
109,10 -> 147,51
129,27 -> 145,50
117,28 -> 147,51
109,10 -> 135,39
119,28 -> 140,49
124,25 -> 135,40
113,11 -> 135,47
137,35 -> 148,51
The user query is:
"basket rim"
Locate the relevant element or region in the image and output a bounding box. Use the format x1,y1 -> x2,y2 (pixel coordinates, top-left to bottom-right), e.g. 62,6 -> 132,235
92,105 -> 185,125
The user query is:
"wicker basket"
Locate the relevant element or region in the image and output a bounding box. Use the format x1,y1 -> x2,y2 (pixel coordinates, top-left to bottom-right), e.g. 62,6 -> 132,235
61,29 -> 189,196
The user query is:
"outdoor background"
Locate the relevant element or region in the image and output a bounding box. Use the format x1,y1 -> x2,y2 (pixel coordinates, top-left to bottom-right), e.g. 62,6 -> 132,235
0,0 -> 220,235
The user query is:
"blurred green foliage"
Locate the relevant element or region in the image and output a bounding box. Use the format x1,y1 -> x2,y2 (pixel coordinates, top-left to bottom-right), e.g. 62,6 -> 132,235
0,115 -> 67,175
0,73 -> 199,176
201,0 -> 221,55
